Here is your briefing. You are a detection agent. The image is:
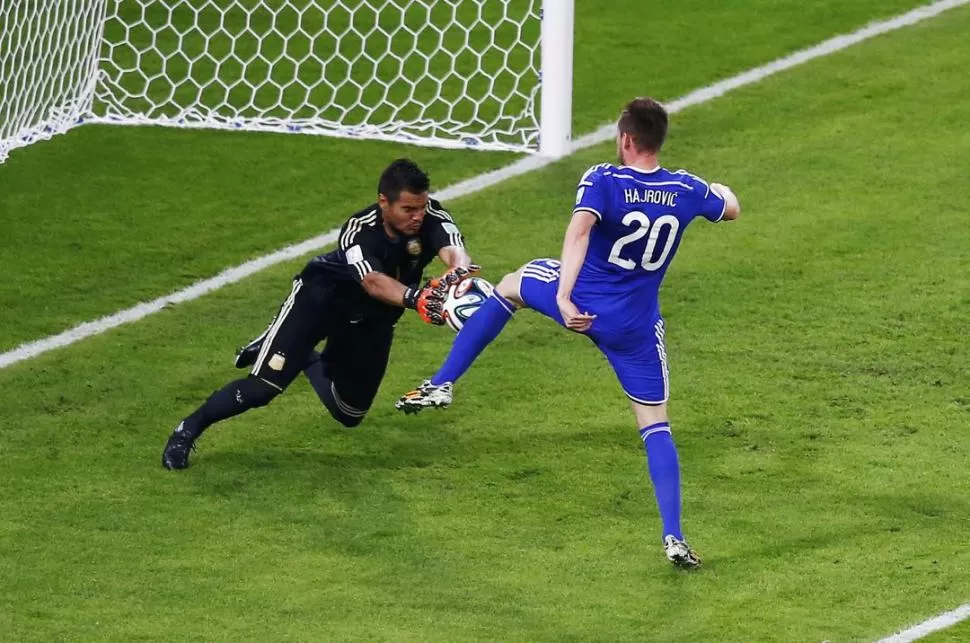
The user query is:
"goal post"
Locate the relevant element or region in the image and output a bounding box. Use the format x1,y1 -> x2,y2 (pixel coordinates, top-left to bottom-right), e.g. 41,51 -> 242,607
0,0 -> 574,163
539,0 -> 573,158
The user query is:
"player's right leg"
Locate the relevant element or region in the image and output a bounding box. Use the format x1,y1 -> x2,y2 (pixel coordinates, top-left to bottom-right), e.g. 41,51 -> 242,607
304,321 -> 393,427
162,278 -> 323,470
396,261 -> 537,413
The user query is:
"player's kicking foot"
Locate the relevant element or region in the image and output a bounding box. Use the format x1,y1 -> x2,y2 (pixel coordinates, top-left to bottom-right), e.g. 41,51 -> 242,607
664,535 -> 701,569
395,380 -> 453,414
234,335 -> 264,368
161,422 -> 197,470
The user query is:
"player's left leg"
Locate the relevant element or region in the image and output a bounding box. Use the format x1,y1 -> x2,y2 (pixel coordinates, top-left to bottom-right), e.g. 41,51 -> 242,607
396,261 -> 537,413
162,278 -> 325,469
597,321 -> 700,569
632,401 -> 699,569
304,321 -> 393,427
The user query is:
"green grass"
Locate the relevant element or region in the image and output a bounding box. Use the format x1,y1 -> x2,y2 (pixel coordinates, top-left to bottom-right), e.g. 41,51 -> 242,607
2,1 -> 969,641
0,0 -> 935,352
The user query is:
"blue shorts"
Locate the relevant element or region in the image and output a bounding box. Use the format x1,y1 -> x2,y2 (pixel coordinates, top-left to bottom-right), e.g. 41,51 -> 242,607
518,259 -> 669,405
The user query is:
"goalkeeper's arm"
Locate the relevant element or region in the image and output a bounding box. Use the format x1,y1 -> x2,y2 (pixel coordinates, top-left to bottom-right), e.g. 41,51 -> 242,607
360,272 -> 446,325
361,271 -> 413,308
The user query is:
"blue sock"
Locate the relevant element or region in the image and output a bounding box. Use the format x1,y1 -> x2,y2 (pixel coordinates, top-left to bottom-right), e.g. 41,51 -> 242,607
639,423 -> 683,541
431,293 -> 516,385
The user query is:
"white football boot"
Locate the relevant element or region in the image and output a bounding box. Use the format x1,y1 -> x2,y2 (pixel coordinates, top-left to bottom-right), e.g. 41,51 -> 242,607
395,380 -> 454,414
664,535 -> 702,569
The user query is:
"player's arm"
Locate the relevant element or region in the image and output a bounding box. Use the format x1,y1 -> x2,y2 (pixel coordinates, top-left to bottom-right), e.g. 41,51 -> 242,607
556,211 -> 598,332
437,244 -> 473,270
679,169 -> 740,223
710,182 -> 741,220
359,271 -> 447,324
344,227 -> 445,323
556,165 -> 606,332
426,198 -> 479,279
360,272 -> 411,307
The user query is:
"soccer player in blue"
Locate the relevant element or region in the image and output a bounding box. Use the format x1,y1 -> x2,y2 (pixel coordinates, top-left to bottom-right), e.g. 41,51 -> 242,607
396,97 -> 741,568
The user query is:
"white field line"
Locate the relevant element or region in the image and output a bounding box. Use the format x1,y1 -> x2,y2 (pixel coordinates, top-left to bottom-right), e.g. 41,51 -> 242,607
0,0 -> 966,371
876,603 -> 970,642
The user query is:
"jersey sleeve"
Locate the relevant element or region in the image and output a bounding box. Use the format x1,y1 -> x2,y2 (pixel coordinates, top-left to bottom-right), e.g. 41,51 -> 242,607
424,199 -> 465,251
340,220 -> 384,282
573,164 -> 610,221
677,169 -> 726,222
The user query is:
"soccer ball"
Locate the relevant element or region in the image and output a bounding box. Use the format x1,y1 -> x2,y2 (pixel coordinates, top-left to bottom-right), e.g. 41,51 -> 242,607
442,277 -> 494,332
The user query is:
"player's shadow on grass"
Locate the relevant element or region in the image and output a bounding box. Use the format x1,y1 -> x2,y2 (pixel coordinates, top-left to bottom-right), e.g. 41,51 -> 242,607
198,445 -> 446,475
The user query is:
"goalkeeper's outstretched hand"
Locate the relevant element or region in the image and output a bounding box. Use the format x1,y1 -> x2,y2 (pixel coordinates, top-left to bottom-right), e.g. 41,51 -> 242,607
430,264 -> 481,290
403,281 -> 447,325
402,264 -> 481,325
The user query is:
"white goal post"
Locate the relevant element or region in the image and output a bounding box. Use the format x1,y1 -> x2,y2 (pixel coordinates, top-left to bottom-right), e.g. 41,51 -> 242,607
0,0 -> 573,163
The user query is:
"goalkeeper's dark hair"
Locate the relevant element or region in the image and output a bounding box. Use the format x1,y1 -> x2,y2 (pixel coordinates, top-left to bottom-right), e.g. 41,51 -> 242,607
378,158 -> 430,203
618,97 -> 668,154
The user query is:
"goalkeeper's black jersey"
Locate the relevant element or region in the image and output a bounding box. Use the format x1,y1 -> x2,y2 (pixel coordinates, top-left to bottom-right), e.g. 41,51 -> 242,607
299,198 -> 465,324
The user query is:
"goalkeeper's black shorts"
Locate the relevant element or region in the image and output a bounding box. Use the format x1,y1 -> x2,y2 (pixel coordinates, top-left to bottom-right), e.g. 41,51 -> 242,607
249,278 -> 393,414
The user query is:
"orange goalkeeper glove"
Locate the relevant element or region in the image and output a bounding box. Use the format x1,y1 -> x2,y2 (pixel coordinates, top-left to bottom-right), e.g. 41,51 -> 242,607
428,264 -> 481,291
403,282 -> 447,325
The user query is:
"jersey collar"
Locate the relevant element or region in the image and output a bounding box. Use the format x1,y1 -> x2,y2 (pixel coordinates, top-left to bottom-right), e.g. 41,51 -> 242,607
619,164 -> 662,174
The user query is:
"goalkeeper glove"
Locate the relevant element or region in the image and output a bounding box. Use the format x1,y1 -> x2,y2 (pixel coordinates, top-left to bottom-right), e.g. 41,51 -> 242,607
428,264 -> 481,290
403,282 -> 447,325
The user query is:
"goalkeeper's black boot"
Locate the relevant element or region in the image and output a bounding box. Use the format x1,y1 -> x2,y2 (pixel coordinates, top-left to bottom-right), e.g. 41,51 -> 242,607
162,422 -> 197,470
234,334 -> 265,369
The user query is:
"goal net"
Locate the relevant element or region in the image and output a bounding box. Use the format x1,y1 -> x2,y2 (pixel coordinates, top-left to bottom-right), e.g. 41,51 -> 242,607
0,1 -> 106,163
1,1 -> 570,163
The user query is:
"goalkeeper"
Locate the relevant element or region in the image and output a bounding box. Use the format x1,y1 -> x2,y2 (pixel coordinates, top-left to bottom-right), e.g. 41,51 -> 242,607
162,159 -> 476,470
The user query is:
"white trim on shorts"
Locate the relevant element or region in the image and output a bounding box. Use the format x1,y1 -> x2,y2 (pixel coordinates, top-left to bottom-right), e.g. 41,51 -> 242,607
251,278 -> 303,375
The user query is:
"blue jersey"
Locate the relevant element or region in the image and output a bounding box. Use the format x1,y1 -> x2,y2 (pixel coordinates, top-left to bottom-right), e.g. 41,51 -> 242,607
571,163 -> 726,327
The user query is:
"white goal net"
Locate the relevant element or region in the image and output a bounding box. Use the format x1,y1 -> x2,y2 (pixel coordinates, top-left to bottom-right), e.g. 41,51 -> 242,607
1,0 -> 572,163
0,1 -> 106,162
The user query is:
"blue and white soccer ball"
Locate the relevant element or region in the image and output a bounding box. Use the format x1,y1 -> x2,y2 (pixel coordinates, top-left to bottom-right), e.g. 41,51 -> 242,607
442,277 -> 494,332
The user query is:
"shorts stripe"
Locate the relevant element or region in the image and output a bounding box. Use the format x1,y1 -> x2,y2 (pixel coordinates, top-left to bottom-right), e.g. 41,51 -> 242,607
654,321 -> 669,401
331,382 -> 368,417
522,264 -> 559,283
252,278 -> 302,374
626,391 -> 668,405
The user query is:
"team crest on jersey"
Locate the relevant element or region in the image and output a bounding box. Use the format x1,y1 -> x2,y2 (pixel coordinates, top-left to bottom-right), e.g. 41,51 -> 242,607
406,238 -> 422,257
268,353 -> 286,371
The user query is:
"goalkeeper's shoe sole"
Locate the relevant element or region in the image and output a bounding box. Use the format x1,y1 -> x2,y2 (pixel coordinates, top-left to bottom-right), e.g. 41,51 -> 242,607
395,380 -> 453,414
664,535 -> 702,569
162,422 -> 197,470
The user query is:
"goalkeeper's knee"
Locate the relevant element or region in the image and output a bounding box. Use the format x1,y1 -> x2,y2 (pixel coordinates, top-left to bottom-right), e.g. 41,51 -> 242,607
236,376 -> 280,409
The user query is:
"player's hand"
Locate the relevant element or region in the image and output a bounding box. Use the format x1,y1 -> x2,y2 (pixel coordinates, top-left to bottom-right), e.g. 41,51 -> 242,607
403,282 -> 447,325
429,264 -> 481,291
557,296 -> 596,333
